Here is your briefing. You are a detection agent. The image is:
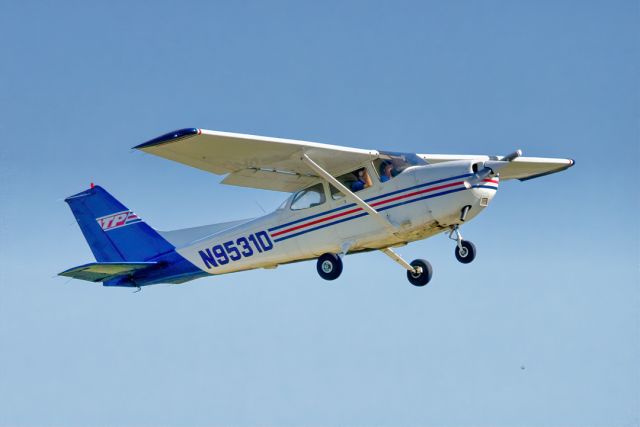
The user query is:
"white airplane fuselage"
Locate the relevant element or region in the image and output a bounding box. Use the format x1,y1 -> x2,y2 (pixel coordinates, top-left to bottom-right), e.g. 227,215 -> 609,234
177,160 -> 498,276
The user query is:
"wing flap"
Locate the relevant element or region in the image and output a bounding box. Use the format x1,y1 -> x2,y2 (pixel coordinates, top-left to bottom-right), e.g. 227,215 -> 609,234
222,168 -> 320,192
59,262 -> 158,282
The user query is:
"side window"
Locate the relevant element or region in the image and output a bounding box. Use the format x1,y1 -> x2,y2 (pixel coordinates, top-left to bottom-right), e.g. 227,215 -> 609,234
290,183 -> 326,210
375,159 -> 398,183
330,184 -> 344,200
331,166 -> 373,199
375,152 -> 428,183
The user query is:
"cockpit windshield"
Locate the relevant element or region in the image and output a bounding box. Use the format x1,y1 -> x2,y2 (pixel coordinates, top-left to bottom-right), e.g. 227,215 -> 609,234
375,151 -> 428,183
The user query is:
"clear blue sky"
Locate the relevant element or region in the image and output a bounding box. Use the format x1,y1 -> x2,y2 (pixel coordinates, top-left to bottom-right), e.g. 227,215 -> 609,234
0,1 -> 638,426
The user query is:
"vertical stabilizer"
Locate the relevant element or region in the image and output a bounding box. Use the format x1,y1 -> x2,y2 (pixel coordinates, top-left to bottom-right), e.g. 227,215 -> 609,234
65,186 -> 174,262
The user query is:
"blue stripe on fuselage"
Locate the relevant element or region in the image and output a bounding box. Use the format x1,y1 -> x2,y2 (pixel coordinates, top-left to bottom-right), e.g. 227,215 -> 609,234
268,202 -> 357,232
268,173 -> 473,233
272,186 -> 469,243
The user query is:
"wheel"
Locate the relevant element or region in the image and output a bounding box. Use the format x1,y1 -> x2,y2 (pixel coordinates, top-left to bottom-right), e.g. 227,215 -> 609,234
316,253 -> 343,281
406,259 -> 433,287
455,240 -> 476,264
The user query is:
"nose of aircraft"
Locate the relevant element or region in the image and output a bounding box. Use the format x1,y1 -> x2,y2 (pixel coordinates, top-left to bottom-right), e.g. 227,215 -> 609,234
412,160 -> 499,226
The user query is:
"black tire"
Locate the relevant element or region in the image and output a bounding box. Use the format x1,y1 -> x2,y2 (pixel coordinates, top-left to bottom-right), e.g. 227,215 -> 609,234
406,259 -> 433,287
316,253 -> 343,281
455,240 -> 476,264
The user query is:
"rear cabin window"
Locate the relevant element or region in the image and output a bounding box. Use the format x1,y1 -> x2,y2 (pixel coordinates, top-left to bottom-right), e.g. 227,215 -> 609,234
331,167 -> 373,199
290,183 -> 326,210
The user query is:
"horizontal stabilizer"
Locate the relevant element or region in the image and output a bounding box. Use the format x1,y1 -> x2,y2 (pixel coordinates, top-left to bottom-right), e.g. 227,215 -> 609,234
59,262 -> 158,283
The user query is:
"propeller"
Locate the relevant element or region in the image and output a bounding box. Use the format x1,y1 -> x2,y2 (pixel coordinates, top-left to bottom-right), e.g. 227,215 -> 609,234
464,149 -> 522,189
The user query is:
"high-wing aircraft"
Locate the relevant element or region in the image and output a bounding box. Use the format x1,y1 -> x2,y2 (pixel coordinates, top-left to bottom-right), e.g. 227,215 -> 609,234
60,128 -> 574,288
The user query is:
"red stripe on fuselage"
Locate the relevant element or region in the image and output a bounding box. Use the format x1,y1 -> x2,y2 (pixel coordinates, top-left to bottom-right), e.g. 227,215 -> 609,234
271,207 -> 361,237
271,180 -> 465,238
370,181 -> 462,207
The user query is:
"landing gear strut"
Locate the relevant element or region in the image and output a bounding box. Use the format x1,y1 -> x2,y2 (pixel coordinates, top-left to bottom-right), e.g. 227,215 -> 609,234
449,225 -> 476,264
381,247 -> 433,287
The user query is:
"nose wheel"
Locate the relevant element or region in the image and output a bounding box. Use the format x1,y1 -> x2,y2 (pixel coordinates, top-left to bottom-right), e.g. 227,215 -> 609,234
449,225 -> 476,264
455,240 -> 476,263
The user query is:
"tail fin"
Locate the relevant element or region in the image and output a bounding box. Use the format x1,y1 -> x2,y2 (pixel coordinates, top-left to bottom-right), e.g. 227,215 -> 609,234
65,185 -> 174,262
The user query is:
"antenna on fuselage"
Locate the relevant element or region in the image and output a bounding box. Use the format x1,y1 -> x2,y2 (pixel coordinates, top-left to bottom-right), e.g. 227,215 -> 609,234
254,200 -> 266,214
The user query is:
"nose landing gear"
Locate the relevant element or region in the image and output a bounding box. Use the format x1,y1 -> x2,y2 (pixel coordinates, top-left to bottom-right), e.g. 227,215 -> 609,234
449,225 -> 476,264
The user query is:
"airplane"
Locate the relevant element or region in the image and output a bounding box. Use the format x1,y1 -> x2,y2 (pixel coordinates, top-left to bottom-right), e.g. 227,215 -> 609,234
59,128 -> 574,289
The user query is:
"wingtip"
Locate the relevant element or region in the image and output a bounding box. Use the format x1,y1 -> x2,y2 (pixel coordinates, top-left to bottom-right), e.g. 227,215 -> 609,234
133,128 -> 201,150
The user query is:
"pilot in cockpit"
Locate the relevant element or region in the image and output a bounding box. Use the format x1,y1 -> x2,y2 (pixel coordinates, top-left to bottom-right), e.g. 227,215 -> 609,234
380,161 -> 396,182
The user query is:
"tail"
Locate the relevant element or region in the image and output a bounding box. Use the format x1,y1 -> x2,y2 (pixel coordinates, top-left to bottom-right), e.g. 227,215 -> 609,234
65,185 -> 174,262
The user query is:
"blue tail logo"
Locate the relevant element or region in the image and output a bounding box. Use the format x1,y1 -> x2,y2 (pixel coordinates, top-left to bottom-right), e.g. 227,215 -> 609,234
97,210 -> 142,231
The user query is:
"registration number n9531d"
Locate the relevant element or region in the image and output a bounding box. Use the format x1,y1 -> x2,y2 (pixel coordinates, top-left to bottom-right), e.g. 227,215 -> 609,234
198,231 -> 274,269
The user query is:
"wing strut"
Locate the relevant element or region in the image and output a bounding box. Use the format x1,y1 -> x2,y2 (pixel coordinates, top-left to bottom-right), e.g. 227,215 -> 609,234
300,153 -> 396,234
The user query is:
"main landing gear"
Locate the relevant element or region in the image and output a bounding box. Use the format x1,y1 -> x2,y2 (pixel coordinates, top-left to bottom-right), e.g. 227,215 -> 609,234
316,253 -> 343,280
406,259 -> 433,287
381,247 -> 433,287
315,249 -> 433,287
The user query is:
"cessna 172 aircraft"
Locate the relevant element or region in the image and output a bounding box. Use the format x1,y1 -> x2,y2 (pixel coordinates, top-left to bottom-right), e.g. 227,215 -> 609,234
60,128 -> 573,288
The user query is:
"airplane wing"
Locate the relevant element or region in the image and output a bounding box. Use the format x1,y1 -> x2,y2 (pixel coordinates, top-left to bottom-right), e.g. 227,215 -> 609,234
135,128 -> 572,190
420,154 -> 574,181
134,128 -> 378,192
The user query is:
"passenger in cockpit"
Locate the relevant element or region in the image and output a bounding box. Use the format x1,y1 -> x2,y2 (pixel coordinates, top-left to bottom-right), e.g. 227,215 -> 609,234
351,167 -> 372,191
